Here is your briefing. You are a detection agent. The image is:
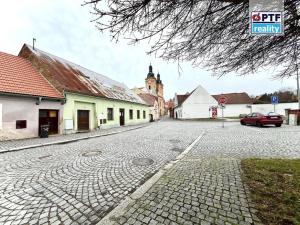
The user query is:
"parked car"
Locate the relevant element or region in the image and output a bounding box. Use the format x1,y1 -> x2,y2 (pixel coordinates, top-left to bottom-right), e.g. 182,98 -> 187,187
239,114 -> 248,118
240,112 -> 283,127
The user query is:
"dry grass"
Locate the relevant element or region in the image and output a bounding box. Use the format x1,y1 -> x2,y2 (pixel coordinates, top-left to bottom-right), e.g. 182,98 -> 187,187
242,159 -> 300,225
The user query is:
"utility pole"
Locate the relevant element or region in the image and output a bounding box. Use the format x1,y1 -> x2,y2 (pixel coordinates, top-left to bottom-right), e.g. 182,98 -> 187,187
294,39 -> 300,109
297,60 -> 300,110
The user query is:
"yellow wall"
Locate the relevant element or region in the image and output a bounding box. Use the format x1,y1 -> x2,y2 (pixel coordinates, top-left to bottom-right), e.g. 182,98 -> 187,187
63,92 -> 149,131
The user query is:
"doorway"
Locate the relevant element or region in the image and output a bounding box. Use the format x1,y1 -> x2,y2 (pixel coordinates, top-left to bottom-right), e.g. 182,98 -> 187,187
77,110 -> 90,131
149,114 -> 154,122
39,109 -> 59,135
119,108 -> 125,126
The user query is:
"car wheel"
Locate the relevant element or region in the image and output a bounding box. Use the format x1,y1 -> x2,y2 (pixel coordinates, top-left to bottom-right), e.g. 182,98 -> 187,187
256,121 -> 262,127
240,121 -> 246,125
275,124 -> 282,127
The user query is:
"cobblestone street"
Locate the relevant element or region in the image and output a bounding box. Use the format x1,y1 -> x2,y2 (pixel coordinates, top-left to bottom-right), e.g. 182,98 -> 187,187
0,125 -> 147,153
0,120 -> 299,225
109,121 -> 300,225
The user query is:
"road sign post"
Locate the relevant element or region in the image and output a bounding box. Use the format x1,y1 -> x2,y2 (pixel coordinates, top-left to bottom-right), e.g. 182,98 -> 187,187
218,97 -> 228,128
271,95 -> 279,112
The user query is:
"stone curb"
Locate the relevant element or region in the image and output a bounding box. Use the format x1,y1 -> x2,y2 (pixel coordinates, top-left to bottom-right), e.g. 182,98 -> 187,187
0,125 -> 147,154
96,131 -> 206,225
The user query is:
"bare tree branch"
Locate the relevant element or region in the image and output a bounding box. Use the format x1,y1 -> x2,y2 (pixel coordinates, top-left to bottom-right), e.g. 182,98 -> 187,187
83,0 -> 300,78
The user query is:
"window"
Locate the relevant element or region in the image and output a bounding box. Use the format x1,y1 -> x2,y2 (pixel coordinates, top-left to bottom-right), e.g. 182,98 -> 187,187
143,110 -> 146,119
107,108 -> 114,121
99,119 -> 107,124
16,120 -> 27,129
137,110 -> 140,119
129,109 -> 133,120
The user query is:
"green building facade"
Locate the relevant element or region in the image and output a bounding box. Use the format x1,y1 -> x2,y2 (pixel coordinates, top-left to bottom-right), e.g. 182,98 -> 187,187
64,92 -> 149,132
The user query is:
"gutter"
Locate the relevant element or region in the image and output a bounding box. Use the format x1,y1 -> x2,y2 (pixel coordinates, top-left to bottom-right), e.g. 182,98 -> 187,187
0,91 -> 64,101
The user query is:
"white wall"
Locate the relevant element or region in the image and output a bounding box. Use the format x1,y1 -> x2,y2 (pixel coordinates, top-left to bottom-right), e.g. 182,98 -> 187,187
220,104 -> 251,117
0,103 -> 2,130
0,95 -> 63,138
252,102 -> 299,115
179,85 -> 218,119
217,103 -> 299,118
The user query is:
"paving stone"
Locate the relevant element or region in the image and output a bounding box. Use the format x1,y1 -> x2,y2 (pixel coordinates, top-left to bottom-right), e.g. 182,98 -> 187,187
112,121 -> 300,225
1,121 -> 299,224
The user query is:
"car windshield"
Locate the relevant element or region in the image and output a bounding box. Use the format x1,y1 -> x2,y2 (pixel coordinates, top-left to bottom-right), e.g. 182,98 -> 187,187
266,112 -> 280,116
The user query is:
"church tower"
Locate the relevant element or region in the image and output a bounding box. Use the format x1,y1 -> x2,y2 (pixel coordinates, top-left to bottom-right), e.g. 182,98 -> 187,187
156,72 -> 164,98
145,64 -> 157,95
143,64 -> 165,116
156,72 -> 165,116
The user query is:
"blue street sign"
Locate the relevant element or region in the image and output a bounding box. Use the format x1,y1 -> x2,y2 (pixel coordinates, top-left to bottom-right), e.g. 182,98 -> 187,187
271,95 -> 279,104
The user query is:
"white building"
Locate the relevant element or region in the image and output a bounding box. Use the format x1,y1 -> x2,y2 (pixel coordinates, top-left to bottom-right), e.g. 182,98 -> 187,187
212,93 -> 254,117
174,85 -> 218,119
173,84 -> 257,119
173,84 -> 298,119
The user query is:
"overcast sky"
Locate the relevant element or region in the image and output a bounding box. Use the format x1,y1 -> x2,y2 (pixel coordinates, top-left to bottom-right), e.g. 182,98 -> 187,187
0,0 -> 297,100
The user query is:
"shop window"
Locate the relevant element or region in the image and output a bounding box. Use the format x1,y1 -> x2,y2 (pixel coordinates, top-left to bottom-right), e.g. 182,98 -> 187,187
129,109 -> 133,120
100,119 -> 107,124
16,120 -> 27,129
107,108 -> 114,121
137,110 -> 140,119
49,110 -> 57,118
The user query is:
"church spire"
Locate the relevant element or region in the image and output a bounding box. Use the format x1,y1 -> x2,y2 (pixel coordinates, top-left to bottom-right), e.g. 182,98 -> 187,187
157,72 -> 162,84
147,63 -> 155,78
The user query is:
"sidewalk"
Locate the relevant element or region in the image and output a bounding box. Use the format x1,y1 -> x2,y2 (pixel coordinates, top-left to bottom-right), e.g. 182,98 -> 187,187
97,127 -> 263,225
109,157 -> 261,225
0,124 -> 148,154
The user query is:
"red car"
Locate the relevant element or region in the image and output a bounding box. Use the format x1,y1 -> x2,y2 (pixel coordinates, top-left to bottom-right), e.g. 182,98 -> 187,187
240,112 -> 283,127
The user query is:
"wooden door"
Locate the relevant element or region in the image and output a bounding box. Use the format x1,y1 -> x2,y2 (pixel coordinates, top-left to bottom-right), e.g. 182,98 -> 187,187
39,109 -> 59,135
77,110 -> 90,131
119,109 -> 125,126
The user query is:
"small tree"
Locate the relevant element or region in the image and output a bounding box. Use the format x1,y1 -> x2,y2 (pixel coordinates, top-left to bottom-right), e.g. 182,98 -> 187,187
84,0 -> 300,78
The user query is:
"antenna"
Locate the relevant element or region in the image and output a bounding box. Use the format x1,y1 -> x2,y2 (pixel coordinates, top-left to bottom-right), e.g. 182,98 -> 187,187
33,38 -> 36,50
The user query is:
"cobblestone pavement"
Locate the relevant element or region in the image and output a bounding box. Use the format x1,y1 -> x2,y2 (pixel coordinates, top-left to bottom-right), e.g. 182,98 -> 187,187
113,123 -> 300,225
1,121 -> 299,225
0,124 -> 145,153
0,120 -> 206,225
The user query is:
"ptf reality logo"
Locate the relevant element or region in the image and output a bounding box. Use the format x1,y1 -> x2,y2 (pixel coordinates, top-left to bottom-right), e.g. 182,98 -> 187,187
251,11 -> 283,35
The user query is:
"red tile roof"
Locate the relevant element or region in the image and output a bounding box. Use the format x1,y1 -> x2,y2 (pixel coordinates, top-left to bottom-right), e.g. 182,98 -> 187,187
19,44 -> 146,105
176,94 -> 190,106
212,92 -> 253,104
0,51 -> 63,99
138,93 -> 158,106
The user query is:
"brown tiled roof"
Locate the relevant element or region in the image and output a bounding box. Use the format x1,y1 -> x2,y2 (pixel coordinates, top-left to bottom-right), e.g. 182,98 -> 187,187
177,94 -> 190,106
18,44 -> 146,105
212,92 -> 253,104
176,88 -> 197,106
138,93 -> 157,106
0,51 -> 63,99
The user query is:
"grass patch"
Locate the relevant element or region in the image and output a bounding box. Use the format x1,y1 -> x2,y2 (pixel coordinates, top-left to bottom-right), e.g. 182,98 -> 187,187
242,159 -> 300,225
